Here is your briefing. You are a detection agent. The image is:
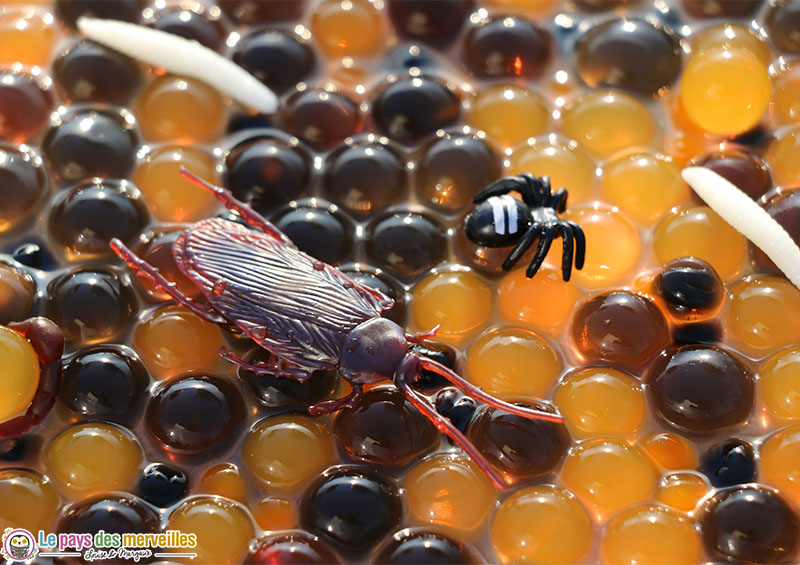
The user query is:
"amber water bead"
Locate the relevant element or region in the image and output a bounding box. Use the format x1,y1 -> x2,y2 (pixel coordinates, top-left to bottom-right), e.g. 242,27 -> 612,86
281,89 -> 361,150
0,325 -> 38,424
388,0 -> 473,48
507,136 -> 594,203
136,75 -> 225,143
134,229 -> 202,301
648,345 -> 754,434
234,29 -> 314,96
766,0 -> 800,53
639,431 -> 698,470
0,71 -> 54,142
0,469 -> 60,532
146,374 -> 245,454
498,265 -> 581,335
144,5 -> 227,51
695,148 -> 770,200
169,496 -> 255,564
0,143 -> 46,233
246,532 -> 343,565
372,77 -> 461,144
467,85 -> 549,149
272,203 -> 354,264
375,530 -> 477,565
58,494 -> 159,547
44,422 -> 143,495
0,263 -> 35,324
55,0 -> 144,28
465,327 -> 561,399
134,306 -> 224,378
657,471 -> 710,513
46,268 -> 136,344
311,0 -> 384,57
197,463 -> 248,503
366,211 -> 447,278
692,23 -> 772,66
654,206 -> 747,281
252,496 -> 297,532
773,60 -> 800,125
701,487 -> 800,563
49,179 -> 149,256
766,127 -> 800,187
760,348 -> 800,420
576,18 -> 681,95
600,505 -> 701,564
53,40 -> 142,105
334,387 -> 437,466
411,270 -> 490,340
727,276 -> 800,355
0,9 -> 55,67
762,424 -> 800,506
491,486 -> 593,563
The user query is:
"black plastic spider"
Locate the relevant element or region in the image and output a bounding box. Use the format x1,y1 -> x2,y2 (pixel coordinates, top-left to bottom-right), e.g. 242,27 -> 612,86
464,173 -> 586,280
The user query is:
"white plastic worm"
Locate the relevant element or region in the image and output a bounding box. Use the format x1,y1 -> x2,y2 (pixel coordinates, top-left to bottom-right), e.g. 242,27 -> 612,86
681,166 -> 800,291
76,17 -> 278,114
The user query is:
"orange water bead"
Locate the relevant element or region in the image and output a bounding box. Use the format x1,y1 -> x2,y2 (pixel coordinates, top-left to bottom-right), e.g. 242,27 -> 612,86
467,84 -> 549,149
600,505 -> 702,564
133,305 -> 224,379
692,23 -> 772,66
491,485 -> 593,564
554,367 -> 645,440
727,276 -> 800,355
760,423 -> 800,506
560,89 -> 657,159
252,496 -> 297,531
766,127 -> 800,187
653,206 -> 748,281
0,469 -> 60,532
656,471 -> 710,513
498,264 -> 582,335
561,438 -> 658,522
311,0 -> 384,58
482,0 -> 558,15
772,60 -> 800,126
639,431 -> 698,470
600,152 -> 688,225
168,496 -> 254,564
410,269 -> 492,342
198,463 -> 248,503
0,325 -> 39,423
134,145 -> 220,222
136,75 -> 225,143
0,9 -> 57,66
465,326 -> 561,399
760,348 -> 800,421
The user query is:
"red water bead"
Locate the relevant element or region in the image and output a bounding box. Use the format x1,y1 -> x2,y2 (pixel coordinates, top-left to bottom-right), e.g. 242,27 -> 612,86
388,0 -> 474,48
681,0 -> 762,18
280,89 -> 361,150
763,189 -> 800,247
694,148 -> 771,201
245,533 -> 343,564
463,16 -> 551,80
572,291 -> 669,367
0,71 -> 54,143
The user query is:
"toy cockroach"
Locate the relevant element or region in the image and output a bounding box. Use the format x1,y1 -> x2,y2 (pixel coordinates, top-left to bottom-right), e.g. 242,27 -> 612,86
110,170 -> 564,488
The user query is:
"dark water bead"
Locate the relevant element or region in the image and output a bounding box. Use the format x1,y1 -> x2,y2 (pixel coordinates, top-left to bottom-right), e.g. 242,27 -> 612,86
339,265 -> 406,325
388,0 -> 474,48
375,530 -> 478,565
272,204 -> 353,264
576,18 -> 681,96
135,463 -> 189,508
49,179 -> 149,256
653,257 -> 724,321
0,263 -> 35,324
418,134 -> 500,212
12,241 -> 55,271
463,17 -> 551,80
763,189 -> 800,247
767,1 -> 800,53
46,268 -> 136,343
43,109 -> 138,183
334,387 -> 438,466
409,342 -> 457,392
61,346 -> 149,424
145,6 -> 227,51
301,469 -> 401,551
672,322 -> 722,345
434,387 -> 477,433
58,494 -> 159,544
366,211 -> 448,277
571,291 -> 668,366
682,0 -> 763,17
649,346 -> 754,434
700,439 -> 756,488
0,437 -> 28,461
56,0 -> 145,28
729,124 -> 772,149
467,406 -> 570,482
0,71 -> 54,142
225,136 -> 311,211
701,487 -> 799,563
145,375 -> 246,454
372,77 -> 461,144
0,144 -> 46,233
238,347 -> 338,408
233,30 -> 314,94
227,113 -> 273,133
696,149 -> 770,201
245,533 -> 343,565
280,89 -> 361,150
575,0 -> 643,10
135,228 -> 202,301
383,43 -> 439,71
53,41 -> 142,105
455,225 -> 512,276
323,142 -> 407,216
219,0 -> 306,23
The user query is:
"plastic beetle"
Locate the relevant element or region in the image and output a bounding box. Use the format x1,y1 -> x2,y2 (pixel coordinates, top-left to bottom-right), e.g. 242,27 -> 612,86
110,170 -> 564,488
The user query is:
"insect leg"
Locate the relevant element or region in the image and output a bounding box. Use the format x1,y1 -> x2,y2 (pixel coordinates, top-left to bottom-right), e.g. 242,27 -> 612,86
501,225 -> 540,271
557,222 -> 575,281
308,383 -> 363,415
110,238 -> 227,324
526,225 -> 554,278
405,325 -> 440,344
220,347 -> 314,381
567,220 -> 586,270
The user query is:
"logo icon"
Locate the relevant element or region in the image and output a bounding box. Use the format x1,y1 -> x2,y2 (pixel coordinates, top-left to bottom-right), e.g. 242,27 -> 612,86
2,528 -> 37,562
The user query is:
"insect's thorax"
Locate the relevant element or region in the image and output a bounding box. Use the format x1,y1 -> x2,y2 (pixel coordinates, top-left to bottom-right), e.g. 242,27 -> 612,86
338,317 -> 408,383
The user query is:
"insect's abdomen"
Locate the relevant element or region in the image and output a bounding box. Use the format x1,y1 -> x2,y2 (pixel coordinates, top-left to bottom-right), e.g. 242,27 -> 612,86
465,195 -> 533,247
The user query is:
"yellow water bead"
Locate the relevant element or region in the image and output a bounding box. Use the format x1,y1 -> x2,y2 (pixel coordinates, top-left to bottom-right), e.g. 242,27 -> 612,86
600,152 -> 688,225
252,496 -> 297,531
44,422 -> 143,496
679,47 -> 771,135
465,326 -> 561,399
168,496 -> 254,564
554,367 -> 645,439
561,438 -> 658,522
560,90 -> 657,159
639,431 -> 698,470
653,206 -> 748,281
0,469 -> 60,532
0,9 -> 57,66
692,23 -> 772,66
0,325 -> 39,423
727,276 -> 800,355
198,463 -> 248,503
600,505 -> 702,564
491,485 -> 593,564
311,0 -> 384,58
760,348 -> 800,421
761,424 -> 800,507
772,60 -> 800,126
467,84 -> 549,149
766,127 -> 800,187
656,471 -> 710,513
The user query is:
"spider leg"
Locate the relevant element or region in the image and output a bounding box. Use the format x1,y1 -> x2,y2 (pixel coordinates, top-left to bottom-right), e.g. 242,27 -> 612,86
501,225 -> 541,271
472,176 -> 526,203
567,220 -> 586,270
220,347 -> 313,382
525,225 -> 555,278
308,383 -> 363,415
557,222 -> 575,281
551,186 -> 568,213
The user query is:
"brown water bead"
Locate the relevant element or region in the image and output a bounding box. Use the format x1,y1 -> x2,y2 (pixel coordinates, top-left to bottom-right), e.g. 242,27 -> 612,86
48,179 -> 149,257
334,387 -> 438,466
763,189 -> 800,247
245,533 -> 343,565
272,201 -> 354,264
417,133 -> 501,212
144,4 -> 228,51
576,18 -> 682,96
56,0 -> 145,28
0,71 -> 54,142
0,263 -> 35,324
571,291 -> 669,367
219,0 -> 306,23
53,40 -> 142,105
701,487 -> 799,563
649,345 -> 755,434
323,141 -> 407,216
145,374 -> 246,455
59,493 -> 159,538
681,0 -> 763,18
766,0 -> 800,53
695,148 -> 771,200
388,0 -> 474,48
365,210 -> 448,278
280,89 -> 361,150
463,16 -> 551,79
0,143 -> 46,233
374,530 -> 479,565
467,405 -> 570,484
134,228 -> 202,302
233,29 -> 315,94
652,257 -> 725,322
46,268 -> 136,344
